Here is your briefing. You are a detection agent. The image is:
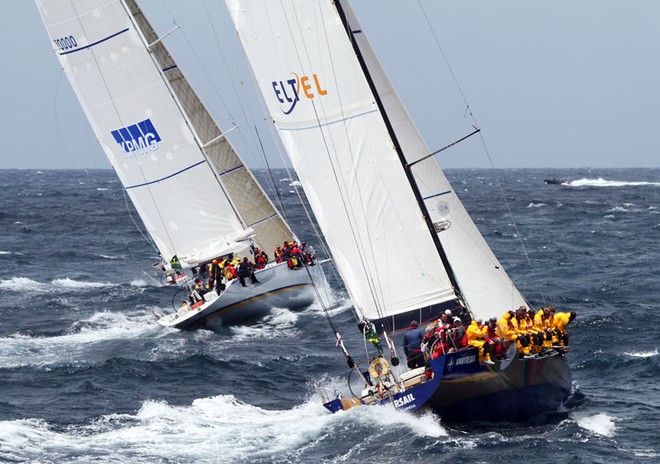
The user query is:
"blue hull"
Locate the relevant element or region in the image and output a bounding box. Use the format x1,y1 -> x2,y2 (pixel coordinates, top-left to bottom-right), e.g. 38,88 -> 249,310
324,347 -> 572,423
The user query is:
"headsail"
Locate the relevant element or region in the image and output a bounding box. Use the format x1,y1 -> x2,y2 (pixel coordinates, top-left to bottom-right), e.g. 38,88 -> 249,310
226,0 -> 527,326
36,0 -> 293,268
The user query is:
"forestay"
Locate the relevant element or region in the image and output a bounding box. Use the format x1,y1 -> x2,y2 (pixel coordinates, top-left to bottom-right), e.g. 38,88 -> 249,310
227,0 -> 527,323
36,0 -> 292,268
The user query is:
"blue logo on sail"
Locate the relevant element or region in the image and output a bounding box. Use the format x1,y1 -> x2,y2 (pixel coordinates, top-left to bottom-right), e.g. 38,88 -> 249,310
111,118 -> 161,156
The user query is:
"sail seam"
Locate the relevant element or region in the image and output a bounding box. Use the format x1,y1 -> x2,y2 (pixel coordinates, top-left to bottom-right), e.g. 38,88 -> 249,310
125,160 -> 206,189
59,28 -> 129,55
277,109 -> 378,131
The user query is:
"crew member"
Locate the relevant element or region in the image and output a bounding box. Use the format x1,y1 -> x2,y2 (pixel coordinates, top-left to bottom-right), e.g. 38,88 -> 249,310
403,320 -> 425,369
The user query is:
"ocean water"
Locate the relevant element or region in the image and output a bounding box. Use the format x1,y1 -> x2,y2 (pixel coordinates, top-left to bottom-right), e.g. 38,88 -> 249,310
0,167 -> 658,463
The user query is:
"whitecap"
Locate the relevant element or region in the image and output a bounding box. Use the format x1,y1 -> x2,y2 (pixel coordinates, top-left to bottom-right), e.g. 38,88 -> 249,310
575,412 -> 617,437
231,307 -> 299,340
52,278 -> 114,289
0,276 -> 50,292
130,278 -> 150,287
0,251 -> 13,255
0,311 -> 161,369
99,254 -> 122,260
96,188 -> 109,191
526,202 -> 546,208
0,393 -> 449,462
623,348 -> 658,358
566,178 -> 660,188
289,180 -> 302,187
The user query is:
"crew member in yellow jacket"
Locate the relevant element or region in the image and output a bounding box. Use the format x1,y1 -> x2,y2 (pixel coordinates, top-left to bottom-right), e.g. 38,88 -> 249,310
552,311 -> 576,346
466,319 -> 490,363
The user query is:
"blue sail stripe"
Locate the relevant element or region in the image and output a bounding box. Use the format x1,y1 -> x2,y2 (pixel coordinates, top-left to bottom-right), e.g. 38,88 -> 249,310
248,214 -> 279,228
125,160 -> 206,190
423,190 -> 452,200
218,165 -> 244,176
59,28 -> 130,55
162,65 -> 178,72
278,109 -> 379,132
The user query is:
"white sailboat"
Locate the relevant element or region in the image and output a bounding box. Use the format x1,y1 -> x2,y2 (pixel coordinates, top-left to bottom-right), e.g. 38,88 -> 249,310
226,0 -> 574,421
35,0 -> 325,330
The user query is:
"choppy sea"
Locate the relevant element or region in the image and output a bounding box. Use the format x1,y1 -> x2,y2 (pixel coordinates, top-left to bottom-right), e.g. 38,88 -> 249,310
0,167 -> 658,463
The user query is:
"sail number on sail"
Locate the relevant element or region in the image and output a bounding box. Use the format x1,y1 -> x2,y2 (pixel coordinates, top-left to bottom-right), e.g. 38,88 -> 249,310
53,36 -> 78,52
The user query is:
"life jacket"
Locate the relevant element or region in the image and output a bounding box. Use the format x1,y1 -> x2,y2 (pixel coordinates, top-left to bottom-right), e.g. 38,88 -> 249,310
255,255 -> 266,269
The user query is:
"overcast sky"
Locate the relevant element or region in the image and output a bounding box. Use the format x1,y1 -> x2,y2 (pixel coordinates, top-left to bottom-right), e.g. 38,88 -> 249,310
2,1 -> 659,170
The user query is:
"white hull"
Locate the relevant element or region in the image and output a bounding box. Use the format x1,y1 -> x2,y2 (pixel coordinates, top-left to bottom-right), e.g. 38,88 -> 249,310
157,262 -> 322,329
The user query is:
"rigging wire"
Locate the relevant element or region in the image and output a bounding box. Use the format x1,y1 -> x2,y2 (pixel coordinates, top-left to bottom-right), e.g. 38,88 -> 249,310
157,0 -> 297,249
254,126 -> 289,221
416,0 -> 547,306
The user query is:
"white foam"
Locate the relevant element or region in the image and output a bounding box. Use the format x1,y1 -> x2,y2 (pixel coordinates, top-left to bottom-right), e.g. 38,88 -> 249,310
1,277 -> 117,295
566,177 -> 660,188
0,251 -> 12,255
0,276 -> 50,292
623,348 -> 658,358
99,254 -> 122,260
288,180 -> 302,187
526,202 -> 546,208
0,393 -> 447,462
130,278 -> 151,287
0,311 -> 161,369
231,307 -> 299,340
575,412 -> 617,437
52,278 -> 114,289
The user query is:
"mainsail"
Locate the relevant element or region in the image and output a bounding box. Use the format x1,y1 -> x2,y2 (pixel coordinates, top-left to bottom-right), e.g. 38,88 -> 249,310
36,0 -> 293,268
226,0 -> 527,326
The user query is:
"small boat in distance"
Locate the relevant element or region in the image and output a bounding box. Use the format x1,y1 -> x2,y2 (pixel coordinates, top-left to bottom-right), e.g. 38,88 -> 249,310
35,0 -> 325,329
544,177 -> 568,185
227,0 -> 575,421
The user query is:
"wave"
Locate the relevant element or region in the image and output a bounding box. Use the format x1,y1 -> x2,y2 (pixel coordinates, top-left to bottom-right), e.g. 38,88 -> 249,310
526,202 -> 547,208
566,178 -> 660,188
231,307 -> 300,341
0,311 -> 161,369
52,278 -> 113,289
623,348 -> 658,358
574,412 -> 617,437
0,394 -> 447,463
0,277 -> 117,293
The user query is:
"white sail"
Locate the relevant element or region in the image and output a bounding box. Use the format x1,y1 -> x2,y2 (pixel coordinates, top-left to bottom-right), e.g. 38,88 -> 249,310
227,0 -> 458,326
36,0 -> 293,268
227,0 -> 527,324
337,2 -> 527,320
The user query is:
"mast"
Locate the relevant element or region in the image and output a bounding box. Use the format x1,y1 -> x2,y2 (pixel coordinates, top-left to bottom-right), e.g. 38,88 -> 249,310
334,0 -> 465,305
